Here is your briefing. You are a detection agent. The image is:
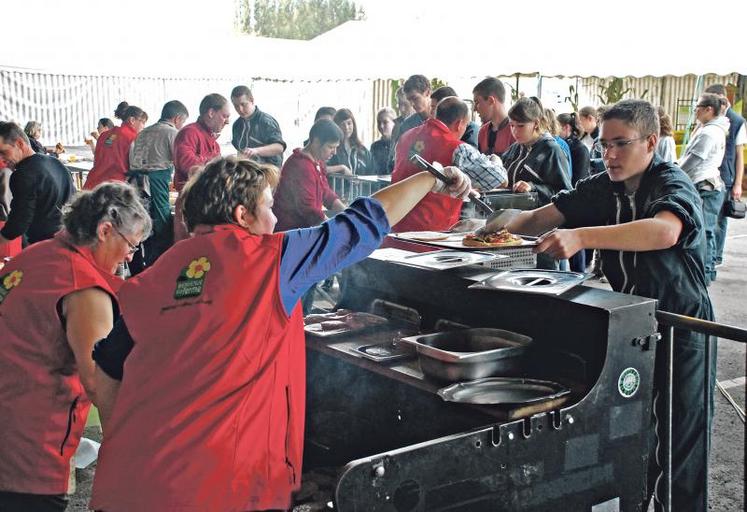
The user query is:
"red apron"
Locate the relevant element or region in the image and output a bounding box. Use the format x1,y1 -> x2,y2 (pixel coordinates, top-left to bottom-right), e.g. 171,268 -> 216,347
0,220 -> 22,259
392,118 -> 464,232
0,233 -> 120,494
91,224 -> 306,512
84,124 -> 138,190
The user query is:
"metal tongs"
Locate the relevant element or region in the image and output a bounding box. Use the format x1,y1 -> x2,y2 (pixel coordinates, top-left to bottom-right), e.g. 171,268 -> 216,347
409,154 -> 494,215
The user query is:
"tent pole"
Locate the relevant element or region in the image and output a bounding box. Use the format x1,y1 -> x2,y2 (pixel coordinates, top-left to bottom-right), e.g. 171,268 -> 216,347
537,75 -> 543,99
682,75 -> 704,148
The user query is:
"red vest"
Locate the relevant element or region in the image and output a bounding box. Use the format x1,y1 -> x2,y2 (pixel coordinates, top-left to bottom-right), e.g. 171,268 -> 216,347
0,221 -> 22,258
91,225 -> 306,512
84,124 -> 138,190
477,119 -> 515,156
0,233 -> 120,494
391,118 -> 463,232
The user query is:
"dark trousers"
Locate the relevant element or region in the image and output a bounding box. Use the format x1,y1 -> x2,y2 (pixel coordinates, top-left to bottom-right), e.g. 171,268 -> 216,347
647,329 -> 717,512
0,491 -> 67,512
569,250 -> 586,273
127,168 -> 175,276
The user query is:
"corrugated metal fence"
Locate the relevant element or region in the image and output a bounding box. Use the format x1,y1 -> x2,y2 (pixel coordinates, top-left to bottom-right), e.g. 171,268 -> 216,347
2,67 -> 740,151
579,74 -> 740,127
0,67 -> 379,152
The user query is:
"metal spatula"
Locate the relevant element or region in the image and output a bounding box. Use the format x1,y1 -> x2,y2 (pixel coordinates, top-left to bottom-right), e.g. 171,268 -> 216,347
476,208 -> 522,236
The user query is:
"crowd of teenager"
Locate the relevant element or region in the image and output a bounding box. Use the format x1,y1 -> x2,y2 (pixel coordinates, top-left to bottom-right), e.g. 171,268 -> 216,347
0,74 -> 743,512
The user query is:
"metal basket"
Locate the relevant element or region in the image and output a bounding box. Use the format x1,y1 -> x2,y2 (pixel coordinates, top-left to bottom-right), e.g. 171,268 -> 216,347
476,247 -> 537,270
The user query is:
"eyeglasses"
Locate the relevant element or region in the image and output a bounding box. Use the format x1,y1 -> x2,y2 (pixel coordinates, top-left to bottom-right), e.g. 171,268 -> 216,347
113,225 -> 139,255
594,136 -> 648,153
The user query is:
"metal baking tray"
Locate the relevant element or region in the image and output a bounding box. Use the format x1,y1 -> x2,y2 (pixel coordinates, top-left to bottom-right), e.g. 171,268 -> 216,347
437,377 -> 571,406
469,269 -> 590,296
355,341 -> 416,363
399,328 -> 533,382
400,249 -> 503,270
304,312 -> 389,338
391,232 -> 537,251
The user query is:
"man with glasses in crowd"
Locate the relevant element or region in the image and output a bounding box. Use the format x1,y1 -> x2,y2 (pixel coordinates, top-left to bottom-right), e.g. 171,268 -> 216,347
704,84 -> 746,270
500,99 -> 714,512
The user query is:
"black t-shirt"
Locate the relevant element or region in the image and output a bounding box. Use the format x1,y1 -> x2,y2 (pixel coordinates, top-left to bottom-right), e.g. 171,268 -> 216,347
0,153 -> 74,244
553,156 -> 713,319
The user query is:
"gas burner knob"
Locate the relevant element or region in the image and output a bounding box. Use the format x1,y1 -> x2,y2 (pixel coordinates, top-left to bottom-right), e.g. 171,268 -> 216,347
567,415 -> 575,425
507,432 -> 515,440
374,465 -> 386,477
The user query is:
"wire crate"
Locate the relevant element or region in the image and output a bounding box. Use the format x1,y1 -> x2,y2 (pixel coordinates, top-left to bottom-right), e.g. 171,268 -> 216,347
477,247 -> 537,270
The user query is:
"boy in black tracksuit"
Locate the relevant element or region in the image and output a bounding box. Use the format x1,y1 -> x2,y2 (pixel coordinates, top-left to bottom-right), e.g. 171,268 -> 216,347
501,100 -> 714,512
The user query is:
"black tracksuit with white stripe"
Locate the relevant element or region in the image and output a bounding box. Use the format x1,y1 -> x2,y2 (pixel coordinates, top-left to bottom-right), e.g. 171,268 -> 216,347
502,133 -> 572,205
553,155 -> 714,512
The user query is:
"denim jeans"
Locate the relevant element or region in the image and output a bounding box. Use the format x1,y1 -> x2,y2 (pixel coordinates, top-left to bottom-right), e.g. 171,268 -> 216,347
697,188 -> 724,283
713,191 -> 730,265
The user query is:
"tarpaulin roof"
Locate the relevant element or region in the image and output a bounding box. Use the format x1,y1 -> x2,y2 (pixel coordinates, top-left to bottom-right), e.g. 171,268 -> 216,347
4,0 -> 746,80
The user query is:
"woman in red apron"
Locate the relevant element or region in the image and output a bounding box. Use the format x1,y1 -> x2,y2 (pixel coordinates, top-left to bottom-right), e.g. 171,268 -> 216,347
0,182 -> 151,512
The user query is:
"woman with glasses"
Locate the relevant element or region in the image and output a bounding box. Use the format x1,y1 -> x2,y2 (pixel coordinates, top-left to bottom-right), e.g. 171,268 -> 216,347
502,97 -> 572,206
326,108 -> 373,175
0,182 -> 150,512
84,105 -> 148,190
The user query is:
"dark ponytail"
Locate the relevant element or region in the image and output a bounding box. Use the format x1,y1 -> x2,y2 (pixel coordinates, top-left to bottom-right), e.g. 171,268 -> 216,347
114,101 -> 130,120
558,112 -> 582,138
121,105 -> 148,123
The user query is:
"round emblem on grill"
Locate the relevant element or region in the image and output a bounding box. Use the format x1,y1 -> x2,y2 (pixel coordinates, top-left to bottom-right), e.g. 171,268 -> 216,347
618,367 -> 640,398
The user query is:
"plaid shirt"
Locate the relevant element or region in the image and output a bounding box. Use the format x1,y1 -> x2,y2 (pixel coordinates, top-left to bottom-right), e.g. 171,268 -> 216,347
452,143 -> 507,191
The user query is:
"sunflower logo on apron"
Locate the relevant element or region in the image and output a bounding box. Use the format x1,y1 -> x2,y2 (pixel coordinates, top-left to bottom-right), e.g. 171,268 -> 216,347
174,257 -> 212,300
0,270 -> 23,305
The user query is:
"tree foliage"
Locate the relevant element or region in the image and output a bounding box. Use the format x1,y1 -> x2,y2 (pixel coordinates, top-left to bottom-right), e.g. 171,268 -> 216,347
240,0 -> 365,40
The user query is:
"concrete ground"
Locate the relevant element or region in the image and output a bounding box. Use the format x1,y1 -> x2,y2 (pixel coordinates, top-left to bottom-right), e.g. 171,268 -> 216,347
703,216 -> 746,511
68,219 -> 746,512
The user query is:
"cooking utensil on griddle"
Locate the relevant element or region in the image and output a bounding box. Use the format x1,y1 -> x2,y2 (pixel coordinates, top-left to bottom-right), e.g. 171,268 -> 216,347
476,208 -> 522,236
409,154 -> 494,215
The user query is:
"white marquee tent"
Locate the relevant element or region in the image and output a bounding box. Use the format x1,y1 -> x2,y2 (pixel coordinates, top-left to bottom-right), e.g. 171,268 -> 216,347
2,0 -> 745,146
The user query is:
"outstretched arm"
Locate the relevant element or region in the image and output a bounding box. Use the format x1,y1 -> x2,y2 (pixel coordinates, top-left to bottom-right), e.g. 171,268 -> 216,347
535,210 -> 682,259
